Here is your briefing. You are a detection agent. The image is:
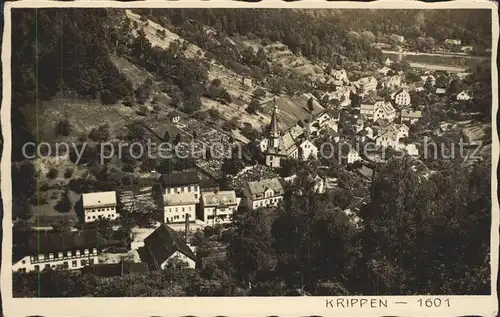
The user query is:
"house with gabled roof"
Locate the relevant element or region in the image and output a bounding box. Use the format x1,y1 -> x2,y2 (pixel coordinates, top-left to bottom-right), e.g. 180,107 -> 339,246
456,90 -> 472,101
243,177 -> 284,210
199,190 -> 240,226
160,170 -> 201,201
82,191 -> 118,223
163,191 -> 197,225
373,101 -> 397,123
391,88 -> 411,107
144,224 -> 197,269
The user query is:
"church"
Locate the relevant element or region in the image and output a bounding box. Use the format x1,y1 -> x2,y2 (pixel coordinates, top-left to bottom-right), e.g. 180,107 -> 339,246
259,103 -> 318,168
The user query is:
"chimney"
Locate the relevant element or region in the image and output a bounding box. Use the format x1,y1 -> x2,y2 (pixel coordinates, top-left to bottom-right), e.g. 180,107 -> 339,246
184,213 -> 190,244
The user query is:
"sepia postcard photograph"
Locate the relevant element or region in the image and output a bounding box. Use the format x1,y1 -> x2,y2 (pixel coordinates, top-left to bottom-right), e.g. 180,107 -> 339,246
1,0 -> 498,316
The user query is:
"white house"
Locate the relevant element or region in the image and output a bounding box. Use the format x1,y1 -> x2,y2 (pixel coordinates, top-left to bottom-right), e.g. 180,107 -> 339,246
373,101 -> 397,122
299,139 -> 318,160
445,39 -> 462,46
200,190 -> 240,226
391,89 -> 411,107
241,76 -> 253,89
82,191 -> 118,223
384,75 -> 402,89
144,224 -> 197,269
312,175 -> 326,194
364,126 -> 375,140
243,178 -> 284,210
347,148 -> 361,164
436,88 -> 447,95
457,90 -> 472,101
12,229 -> 102,273
391,34 -> 405,43
461,46 -> 474,53
378,66 -> 391,75
163,191 -> 197,224
375,123 -> 408,149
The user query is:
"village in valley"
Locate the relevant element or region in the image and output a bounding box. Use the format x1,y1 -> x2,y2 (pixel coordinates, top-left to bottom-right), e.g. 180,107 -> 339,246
10,8 -> 492,296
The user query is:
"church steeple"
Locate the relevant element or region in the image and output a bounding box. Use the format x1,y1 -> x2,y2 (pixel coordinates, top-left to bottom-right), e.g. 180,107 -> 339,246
269,99 -> 280,138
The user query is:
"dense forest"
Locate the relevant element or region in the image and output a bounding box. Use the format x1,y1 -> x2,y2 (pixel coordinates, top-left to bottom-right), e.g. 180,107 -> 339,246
316,9 -> 492,50
138,8 -> 385,65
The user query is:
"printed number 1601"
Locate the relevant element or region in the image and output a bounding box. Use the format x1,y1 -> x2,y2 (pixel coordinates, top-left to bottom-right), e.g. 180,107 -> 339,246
417,298 -> 451,308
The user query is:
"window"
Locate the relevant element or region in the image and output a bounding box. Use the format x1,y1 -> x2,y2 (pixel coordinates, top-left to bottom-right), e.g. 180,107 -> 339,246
67,251 -> 72,257
45,264 -> 50,269
18,268 -> 26,273
167,188 -> 171,194
188,186 -> 191,192
92,248 -> 97,255
34,265 -> 40,271
72,261 -> 77,267
76,250 -> 81,257
81,260 -> 87,266
182,207 -> 185,212
90,259 -> 95,265
22,260 -> 26,264
181,187 -> 185,193
63,261 -> 69,268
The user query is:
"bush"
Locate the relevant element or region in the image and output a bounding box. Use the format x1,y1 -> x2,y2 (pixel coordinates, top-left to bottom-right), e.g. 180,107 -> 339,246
100,89 -> 116,105
136,105 -> 148,116
64,168 -> 73,178
123,95 -> 136,107
55,119 -> 71,137
222,119 -> 238,131
47,168 -> 59,179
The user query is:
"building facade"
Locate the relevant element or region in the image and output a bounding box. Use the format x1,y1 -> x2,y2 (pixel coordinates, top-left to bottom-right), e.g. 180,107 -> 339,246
243,178 -> 284,210
163,191 -> 197,224
12,230 -> 104,273
200,190 -> 240,226
161,171 -> 201,202
82,191 -> 118,223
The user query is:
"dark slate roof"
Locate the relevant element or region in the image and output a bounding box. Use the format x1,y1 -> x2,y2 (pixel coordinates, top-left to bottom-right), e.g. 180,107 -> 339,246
26,229 -> 108,255
160,171 -> 200,187
82,261 -> 149,277
144,224 -> 197,268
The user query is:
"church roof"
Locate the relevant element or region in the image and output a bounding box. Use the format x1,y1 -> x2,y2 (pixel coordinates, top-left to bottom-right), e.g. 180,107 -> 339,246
269,101 -> 279,138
